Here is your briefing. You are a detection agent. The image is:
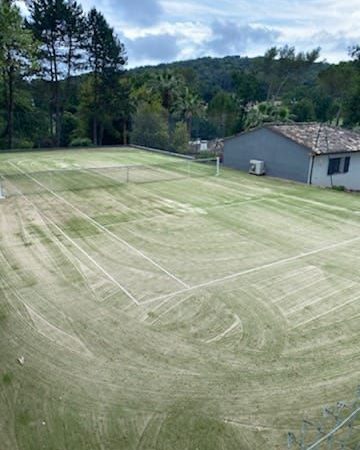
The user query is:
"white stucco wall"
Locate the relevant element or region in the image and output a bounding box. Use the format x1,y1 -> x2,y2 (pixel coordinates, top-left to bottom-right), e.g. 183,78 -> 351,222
311,152 -> 360,190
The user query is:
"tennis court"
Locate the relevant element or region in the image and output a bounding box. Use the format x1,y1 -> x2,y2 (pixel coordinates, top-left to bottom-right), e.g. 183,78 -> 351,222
0,147 -> 359,449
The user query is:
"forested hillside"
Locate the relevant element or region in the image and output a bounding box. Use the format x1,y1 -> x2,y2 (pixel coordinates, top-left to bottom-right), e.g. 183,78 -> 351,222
0,0 -> 359,151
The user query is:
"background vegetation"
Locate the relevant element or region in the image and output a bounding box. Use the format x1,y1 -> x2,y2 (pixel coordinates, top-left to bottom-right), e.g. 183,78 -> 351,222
0,0 -> 359,152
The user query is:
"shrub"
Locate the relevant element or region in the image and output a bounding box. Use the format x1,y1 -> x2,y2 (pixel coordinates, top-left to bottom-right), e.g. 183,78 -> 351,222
13,138 -> 34,150
332,185 -> 346,191
131,102 -> 169,150
171,122 -> 189,154
70,137 -> 93,148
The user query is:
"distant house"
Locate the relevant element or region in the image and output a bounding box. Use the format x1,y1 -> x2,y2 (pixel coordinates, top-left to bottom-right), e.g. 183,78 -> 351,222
223,123 -> 360,190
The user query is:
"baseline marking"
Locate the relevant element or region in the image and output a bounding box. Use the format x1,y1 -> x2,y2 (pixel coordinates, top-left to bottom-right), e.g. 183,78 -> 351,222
9,162 -> 189,289
5,174 -> 139,305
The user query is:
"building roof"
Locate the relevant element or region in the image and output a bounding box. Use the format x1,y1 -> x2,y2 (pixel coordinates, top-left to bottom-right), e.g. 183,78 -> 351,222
224,123 -> 360,155
270,123 -> 360,155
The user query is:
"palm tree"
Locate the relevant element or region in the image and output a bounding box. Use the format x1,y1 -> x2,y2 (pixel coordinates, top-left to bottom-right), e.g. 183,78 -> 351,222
174,87 -> 205,137
149,69 -> 183,111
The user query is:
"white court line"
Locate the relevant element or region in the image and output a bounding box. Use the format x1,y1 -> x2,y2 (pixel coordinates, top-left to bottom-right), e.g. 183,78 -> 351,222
142,234 -> 360,306
271,197 -> 360,230
44,217 -> 140,305
149,293 -> 194,325
292,294 -> 360,330
24,302 -> 93,356
5,175 -> 140,305
279,193 -> 360,215
9,164 -> 360,311
9,162 -> 189,289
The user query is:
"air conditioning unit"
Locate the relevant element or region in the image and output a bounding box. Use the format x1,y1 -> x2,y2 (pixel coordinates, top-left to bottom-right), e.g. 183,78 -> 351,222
249,160 -> 265,176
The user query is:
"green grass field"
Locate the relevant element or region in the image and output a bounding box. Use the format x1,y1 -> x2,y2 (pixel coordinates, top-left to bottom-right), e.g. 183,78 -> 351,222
0,147 -> 359,450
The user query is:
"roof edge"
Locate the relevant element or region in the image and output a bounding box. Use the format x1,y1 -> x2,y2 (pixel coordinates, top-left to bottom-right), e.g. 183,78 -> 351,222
223,122 -> 360,155
223,122 -> 287,143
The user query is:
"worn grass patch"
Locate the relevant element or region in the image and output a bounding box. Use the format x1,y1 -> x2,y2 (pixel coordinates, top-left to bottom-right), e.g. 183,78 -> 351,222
63,217 -> 100,238
0,148 -> 359,450
2,372 -> 13,385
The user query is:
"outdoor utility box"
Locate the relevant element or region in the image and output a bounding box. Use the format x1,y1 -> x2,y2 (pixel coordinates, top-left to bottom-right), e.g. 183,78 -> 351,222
249,160 -> 266,176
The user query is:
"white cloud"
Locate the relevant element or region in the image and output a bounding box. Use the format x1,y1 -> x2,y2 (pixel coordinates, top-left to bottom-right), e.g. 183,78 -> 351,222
17,0 -> 360,65
126,33 -> 180,64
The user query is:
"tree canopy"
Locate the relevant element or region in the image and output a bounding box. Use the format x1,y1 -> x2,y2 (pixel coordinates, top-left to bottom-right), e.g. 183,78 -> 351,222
0,2 -> 359,151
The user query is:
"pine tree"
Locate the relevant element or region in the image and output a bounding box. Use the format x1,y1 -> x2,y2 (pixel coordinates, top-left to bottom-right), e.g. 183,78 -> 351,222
0,0 -> 37,149
63,1 -> 86,98
83,8 -> 127,145
26,0 -> 86,146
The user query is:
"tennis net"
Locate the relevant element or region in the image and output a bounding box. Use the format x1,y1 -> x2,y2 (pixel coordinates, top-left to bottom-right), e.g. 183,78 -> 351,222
1,158 -> 219,197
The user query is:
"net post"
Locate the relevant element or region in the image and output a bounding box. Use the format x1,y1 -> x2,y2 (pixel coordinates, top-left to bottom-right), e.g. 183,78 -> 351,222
216,157 -> 220,176
0,181 -> 5,200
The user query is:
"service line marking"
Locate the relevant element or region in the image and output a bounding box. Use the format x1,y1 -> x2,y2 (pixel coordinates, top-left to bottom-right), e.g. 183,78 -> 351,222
279,193 -> 360,215
9,162 -> 189,289
45,216 -> 140,305
5,174 -> 140,305
142,234 -> 360,306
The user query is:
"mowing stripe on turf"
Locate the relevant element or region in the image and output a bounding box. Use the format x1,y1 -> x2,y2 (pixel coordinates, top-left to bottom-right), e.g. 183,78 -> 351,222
4,173 -> 140,305
44,217 -> 140,305
292,294 -> 360,329
9,162 -> 190,289
142,234 -> 360,306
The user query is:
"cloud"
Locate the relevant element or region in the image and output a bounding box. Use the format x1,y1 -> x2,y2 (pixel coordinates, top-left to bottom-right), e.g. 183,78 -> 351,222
108,0 -> 163,26
18,0 -> 359,65
295,30 -> 360,63
126,33 -> 180,64
204,20 -> 280,56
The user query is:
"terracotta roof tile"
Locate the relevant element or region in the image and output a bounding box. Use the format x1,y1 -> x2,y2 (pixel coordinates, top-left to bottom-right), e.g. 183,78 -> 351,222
269,123 -> 360,155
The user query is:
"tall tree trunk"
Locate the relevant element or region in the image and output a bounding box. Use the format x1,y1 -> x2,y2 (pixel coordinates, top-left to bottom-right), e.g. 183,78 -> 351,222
48,45 -> 55,142
99,124 -> 104,146
266,81 -> 273,101
335,106 -> 342,127
55,79 -> 61,146
93,72 -> 100,146
93,117 -> 98,146
123,121 -> 127,145
65,34 -> 74,107
51,41 -> 61,147
275,73 -> 290,99
187,115 -> 192,138
7,66 -> 14,150
49,106 -> 53,140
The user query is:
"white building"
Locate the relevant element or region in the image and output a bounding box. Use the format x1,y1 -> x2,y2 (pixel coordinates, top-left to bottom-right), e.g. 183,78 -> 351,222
311,151 -> 360,190
223,123 -> 360,191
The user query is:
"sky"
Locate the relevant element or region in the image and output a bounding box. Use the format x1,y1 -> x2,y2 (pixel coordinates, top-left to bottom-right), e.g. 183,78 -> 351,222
20,0 -> 360,67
